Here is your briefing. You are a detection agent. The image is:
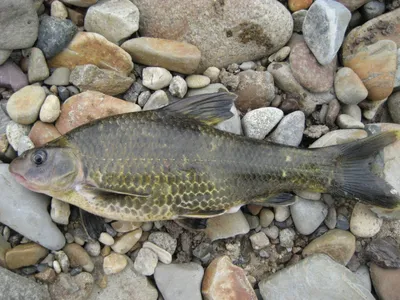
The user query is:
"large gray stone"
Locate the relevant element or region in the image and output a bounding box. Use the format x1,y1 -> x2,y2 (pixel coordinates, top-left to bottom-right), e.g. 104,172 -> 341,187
0,266 -> 51,300
268,111 -> 305,146
259,254 -> 374,300
242,107 -> 283,139
131,0 -> 293,71
0,60 -> 28,92
0,0 -> 39,50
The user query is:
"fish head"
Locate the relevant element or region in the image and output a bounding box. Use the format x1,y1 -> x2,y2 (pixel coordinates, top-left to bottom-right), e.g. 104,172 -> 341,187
9,147 -> 81,194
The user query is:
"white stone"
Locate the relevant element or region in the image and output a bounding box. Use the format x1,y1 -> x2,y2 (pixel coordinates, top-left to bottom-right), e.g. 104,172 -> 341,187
50,198 -> 70,225
111,221 -> 142,233
214,104 -> 242,135
169,76 -> 187,98
111,229 -> 142,254
142,67 -> 172,90
203,67 -> 220,83
185,74 -> 210,89
242,107 -> 284,139
249,232 -> 270,250
294,190 -> 321,201
133,248 -> 158,276
85,241 -> 101,257
6,121 -> 30,151
51,1 -> 68,19
274,206 -> 290,222
99,232 -> 114,246
350,203 -> 383,238
28,48 -> 49,83
336,114 -> 365,129
143,90 -> 169,111
103,252 -> 128,275
40,95 -> 61,123
291,196 -> 328,235
143,241 -> 172,264
17,136 -> 34,155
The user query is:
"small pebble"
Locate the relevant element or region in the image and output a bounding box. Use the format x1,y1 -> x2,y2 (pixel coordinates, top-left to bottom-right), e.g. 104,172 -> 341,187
111,221 -> 141,233
342,104 -> 362,121
40,95 -> 61,123
84,241 -> 101,257
111,229 -> 142,254
274,206 -> 290,222
99,232 -> 114,246
336,214 -> 350,231
104,223 -> 117,237
239,61 -> 257,71
54,250 -> 70,273
279,228 -> 296,248
17,136 -> 34,155
203,67 -> 220,83
28,48 -> 49,83
245,214 -> 260,229
141,222 -> 153,232
350,203 -> 383,238
51,0 -> 68,19
50,198 -> 70,225
44,67 -> 70,86
103,252 -> 127,275
134,247 -> 158,276
143,90 -> 169,111
186,74 -> 210,89
268,47 -> 291,62
143,241 -> 172,264
57,86 -> 70,102
142,67 -> 172,90
169,76 -> 187,98
336,114 -> 364,129
53,260 -> 61,274
148,232 -> 177,255
249,232 -> 270,250
70,267 -> 82,276
260,209 -> 274,227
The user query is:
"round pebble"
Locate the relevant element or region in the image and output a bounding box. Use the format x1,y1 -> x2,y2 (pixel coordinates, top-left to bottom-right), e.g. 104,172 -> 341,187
260,209 -> 274,228
169,76 -> 187,98
279,228 -> 296,248
249,232 -> 270,250
39,95 -> 61,123
291,197 -> 328,235
242,107 -> 284,140
148,232 -> 177,255
103,252 -> 127,275
53,260 -> 62,274
84,241 -> 101,257
51,1 -> 68,19
111,229 -> 142,254
350,203 -> 383,238
203,67 -> 220,83
334,67 -> 368,105
44,67 -> 70,86
134,248 -> 158,276
99,232 -> 114,246
274,206 -> 290,222
185,75 -> 211,89
142,67 -> 172,90
263,225 -> 279,240
342,104 -> 362,121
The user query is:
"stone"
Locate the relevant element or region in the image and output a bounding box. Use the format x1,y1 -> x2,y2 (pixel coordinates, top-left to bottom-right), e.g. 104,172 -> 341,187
0,0 -> 39,50
142,67 -> 172,90
63,243 -> 94,272
336,0 -> 371,11
241,107 -> 283,139
148,232 -> 177,255
0,50 -> 12,65
55,250 -> 70,273
334,67 -> 368,105
395,49 -> 400,91
274,206 -> 290,222
203,67 -> 220,83
324,206 -> 337,229
292,10 -> 307,33
362,98 -> 387,120
70,64 -> 134,96
342,104 -> 362,121
218,69 -> 239,91
133,247 -> 158,276
111,221 -> 141,233
259,254 -> 374,300
205,211 -> 250,242
122,38 -> 201,74
85,0 -> 139,44
0,235 -> 10,268
370,263 -> 400,300
0,60 -> 28,91
28,121 -> 61,146
55,91 -> 140,134
235,70 -> 275,111
268,47 -> 291,63
123,80 -> 148,102
6,121 -> 31,151
239,61 -> 256,71
5,243 -> 48,269
354,265 -> 371,292
344,40 -> 397,101
268,111 -> 305,146
132,0 -> 293,71
388,91 -> 400,123
51,198 -> 70,225
186,75 -> 210,89
49,32 -> 133,76
169,76 -> 187,98
288,0 -> 313,11
111,229 -> 142,254
7,85 -> 46,125
84,241 -> 100,257
49,272 -> 94,300
187,83 -> 228,97
365,237 -> 400,268
303,0 -> 351,65
35,267 -> 57,284
138,91 -> 151,107
202,256 -> 257,300
143,90 -> 169,111
36,16 -> 78,59
51,0 -> 68,19
259,209 -> 274,227
103,252 -> 127,275
249,232 -> 270,250
309,129 -> 367,148
360,1 -> 385,20
40,95 -> 61,123
245,214 -> 259,230
294,190 -> 321,201
303,125 -> 330,139
291,196 -> 328,235
142,242 -> 172,264
336,114 -> 364,129
279,228 -> 296,248
263,226 -> 280,240
28,48 -> 49,83
154,262 -> 203,300
289,41 -> 336,92
215,104 -> 242,135
44,67 -> 71,86
350,203 -> 382,238
17,135 -> 35,155
0,165 -> 65,250
0,266 -> 51,299
99,233 -> 114,246
60,0 -> 98,7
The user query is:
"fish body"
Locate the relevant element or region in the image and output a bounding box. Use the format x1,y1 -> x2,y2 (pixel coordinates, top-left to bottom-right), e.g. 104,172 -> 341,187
9,93 -> 400,222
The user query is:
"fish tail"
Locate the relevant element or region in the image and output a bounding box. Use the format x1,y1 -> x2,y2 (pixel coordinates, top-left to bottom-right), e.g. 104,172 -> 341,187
329,130 -> 400,209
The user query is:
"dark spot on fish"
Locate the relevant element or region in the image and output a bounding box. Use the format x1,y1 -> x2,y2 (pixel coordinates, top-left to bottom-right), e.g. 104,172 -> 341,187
124,207 -> 130,214
142,206 -> 150,214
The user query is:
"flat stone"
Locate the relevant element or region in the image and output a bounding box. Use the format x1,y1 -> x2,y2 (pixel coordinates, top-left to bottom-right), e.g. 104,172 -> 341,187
55,91 -> 140,134
28,48 -> 49,83
370,263 -> 400,300
187,83 -> 228,97
205,211 -> 250,242
122,38 -> 201,74
202,256 -> 257,300
5,121 -> 30,151
143,242 -> 172,264
241,107 -> 283,139
70,64 -> 134,96
133,247 -> 158,276
268,111 -> 305,146
365,237 -> 400,268
303,0 -> 351,65
0,165 -> 65,250
0,266 -> 51,300
51,198 -> 70,225
186,75 -> 210,89
147,232 -> 177,255
5,243 -> 48,269
336,114 -> 365,129
291,196 -> 328,235
143,90 -> 169,110
63,243 -> 94,272
133,0 -> 293,71
388,91 -> 400,123
169,76 -> 187,98
235,70 -> 275,111
111,229 -> 142,254
49,32 -> 133,76
154,262 -> 204,300
289,41 -> 336,92
44,67 -> 71,86
0,0 -> 39,50
334,67 -> 368,105
0,60 -> 28,91
36,16 -> 78,59
142,67 -> 172,90
28,121 -> 61,146
294,190 -> 321,200
49,272 -> 94,300
103,252 -> 127,275
344,40 -> 397,101
85,0 -> 139,44
309,129 -> 367,148
350,203 -> 382,238
259,254 -> 374,300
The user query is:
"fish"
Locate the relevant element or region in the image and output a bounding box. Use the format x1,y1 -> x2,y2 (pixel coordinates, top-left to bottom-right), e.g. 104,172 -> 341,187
8,92 -> 400,226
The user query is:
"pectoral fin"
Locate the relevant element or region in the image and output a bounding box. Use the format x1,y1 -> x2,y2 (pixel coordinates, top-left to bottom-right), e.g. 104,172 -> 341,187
175,218 -> 208,230
179,209 -> 226,218
250,193 -> 295,207
80,209 -> 106,240
78,183 -> 150,199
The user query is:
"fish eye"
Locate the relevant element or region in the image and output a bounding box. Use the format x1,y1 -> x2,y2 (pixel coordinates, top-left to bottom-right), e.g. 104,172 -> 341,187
31,149 -> 48,166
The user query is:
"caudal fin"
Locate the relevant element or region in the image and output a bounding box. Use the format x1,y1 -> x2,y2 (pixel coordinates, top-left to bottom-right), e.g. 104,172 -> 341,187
330,131 -> 400,209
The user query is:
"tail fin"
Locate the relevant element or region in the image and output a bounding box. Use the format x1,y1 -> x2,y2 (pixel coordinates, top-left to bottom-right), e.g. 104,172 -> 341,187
330,131 -> 400,209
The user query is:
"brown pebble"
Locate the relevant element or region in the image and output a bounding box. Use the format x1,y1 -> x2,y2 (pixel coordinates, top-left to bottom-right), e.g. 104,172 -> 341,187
35,267 -> 57,284
5,243 -> 48,270
325,99 -> 340,127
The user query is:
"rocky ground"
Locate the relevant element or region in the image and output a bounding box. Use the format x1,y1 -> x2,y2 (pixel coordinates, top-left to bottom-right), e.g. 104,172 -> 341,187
0,0 -> 400,299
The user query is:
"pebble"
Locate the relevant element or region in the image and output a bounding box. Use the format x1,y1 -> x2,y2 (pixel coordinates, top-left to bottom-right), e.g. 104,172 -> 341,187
279,228 -> 296,248
365,237 -> 400,268
111,221 -> 141,233
134,247 -> 158,276
55,250 -> 70,273
28,121 -> 61,147
249,232 -> 270,250
203,67 -> 220,83
289,41 -> 336,92
336,214 -> 350,231
291,196 -> 328,235
7,85 -> 46,125
309,129 -> 367,148
103,252 -> 127,275
360,1 -> 385,20
40,95 -> 61,123
325,98 -> 340,127
36,15 -> 78,59
57,86 -> 70,102
28,48 -> 49,83
111,228 -> 142,254
288,0 -> 312,11
215,104 -> 242,135
169,76 -> 187,98
0,234 -> 10,268
239,61 -> 256,71
370,263 -> 400,300
49,32 -> 133,76
274,206 -> 290,222
85,0 -> 139,44
268,111 -> 305,146
235,70 -> 275,111
342,104 -> 362,121
148,232 -> 177,255
142,67 -> 173,90
55,91 -> 140,134
292,10 -> 307,33
61,0 -> 98,7
63,243 -> 94,272
50,198 -> 70,225
51,0 -> 68,19
395,49 -> 400,91
263,225 -> 279,240
303,0 -> 351,65
49,272 -> 94,300
388,91 -> 400,123
363,98 -> 387,120
138,91 -> 151,107
154,262 -> 204,300
143,90 -> 169,111
268,46 -> 291,63
84,241 -> 101,257
185,75 -> 210,89
294,190 -> 321,201
205,211 -> 250,242
259,254 -> 374,299
324,206 -> 337,229
41,253 -> 55,267
44,67 -> 70,86
242,107 -> 283,139
0,165 -> 65,250
354,265 -> 372,291
0,50 -> 11,65
259,209 -> 274,227
17,135 -> 34,155
334,67 -> 368,105
143,241 -> 172,264
0,60 -> 28,92
350,203 -> 382,238
5,243 -> 47,269
218,69 -> 239,91
123,81 -> 148,102
336,114 -> 364,129
0,0 -> 39,50
35,267 -> 57,284
344,40 -> 397,101
53,260 -> 62,274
